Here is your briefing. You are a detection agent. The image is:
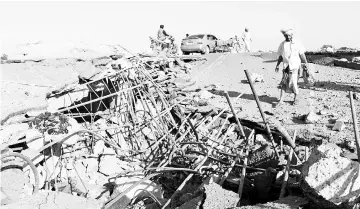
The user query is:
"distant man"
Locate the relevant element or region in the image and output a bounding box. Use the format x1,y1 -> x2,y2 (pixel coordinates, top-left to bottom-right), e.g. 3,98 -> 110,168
275,29 -> 309,106
186,34 -> 189,38
157,25 -> 169,41
241,27 -> 252,52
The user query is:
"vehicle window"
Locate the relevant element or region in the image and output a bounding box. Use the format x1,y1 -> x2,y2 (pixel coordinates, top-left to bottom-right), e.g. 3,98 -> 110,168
207,35 -> 213,40
188,35 -> 204,39
212,35 -> 218,40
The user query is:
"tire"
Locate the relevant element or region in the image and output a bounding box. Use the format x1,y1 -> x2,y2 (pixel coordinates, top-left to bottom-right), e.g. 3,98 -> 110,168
204,46 -> 210,54
182,51 -> 190,55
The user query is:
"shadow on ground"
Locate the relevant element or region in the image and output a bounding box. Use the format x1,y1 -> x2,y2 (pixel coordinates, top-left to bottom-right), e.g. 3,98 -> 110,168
209,89 -> 279,105
298,80 -> 360,93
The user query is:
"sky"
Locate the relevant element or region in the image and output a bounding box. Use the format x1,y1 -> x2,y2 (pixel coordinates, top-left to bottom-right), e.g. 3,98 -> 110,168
1,1 -> 360,53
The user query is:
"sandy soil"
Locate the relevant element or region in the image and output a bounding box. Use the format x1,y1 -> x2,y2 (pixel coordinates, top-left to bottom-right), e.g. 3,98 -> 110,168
0,58 -> 104,124
190,53 -> 360,146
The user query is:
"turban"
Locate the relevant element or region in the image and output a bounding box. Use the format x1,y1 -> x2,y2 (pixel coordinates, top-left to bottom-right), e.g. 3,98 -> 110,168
281,29 -> 293,36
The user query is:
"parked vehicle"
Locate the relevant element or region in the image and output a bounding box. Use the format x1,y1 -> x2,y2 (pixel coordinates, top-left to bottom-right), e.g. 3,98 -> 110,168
181,34 -> 218,55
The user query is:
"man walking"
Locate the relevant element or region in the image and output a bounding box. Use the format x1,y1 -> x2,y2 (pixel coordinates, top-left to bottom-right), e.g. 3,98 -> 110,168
275,29 -> 309,106
241,27 -> 252,52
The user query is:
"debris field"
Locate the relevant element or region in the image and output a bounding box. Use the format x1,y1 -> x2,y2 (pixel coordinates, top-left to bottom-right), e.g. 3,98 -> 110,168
1,47 -> 360,209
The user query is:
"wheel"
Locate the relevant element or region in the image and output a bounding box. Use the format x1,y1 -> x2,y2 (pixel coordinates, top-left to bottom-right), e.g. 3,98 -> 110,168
204,46 -> 210,54
182,51 -> 190,55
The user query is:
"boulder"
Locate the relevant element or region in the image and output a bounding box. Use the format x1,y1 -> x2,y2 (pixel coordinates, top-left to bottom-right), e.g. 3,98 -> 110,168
301,144 -> 360,208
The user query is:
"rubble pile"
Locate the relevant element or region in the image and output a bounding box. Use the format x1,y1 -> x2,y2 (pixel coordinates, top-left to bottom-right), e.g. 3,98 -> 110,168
1,50 -> 360,209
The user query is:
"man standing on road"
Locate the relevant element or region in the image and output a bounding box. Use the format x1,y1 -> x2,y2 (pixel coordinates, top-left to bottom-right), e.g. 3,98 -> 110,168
241,27 -> 252,52
157,25 -> 169,41
275,29 -> 309,106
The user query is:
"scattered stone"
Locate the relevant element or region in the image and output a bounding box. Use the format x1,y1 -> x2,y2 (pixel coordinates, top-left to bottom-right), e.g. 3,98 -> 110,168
202,182 -> 238,209
305,111 -> 321,124
196,89 -> 214,100
255,134 -> 268,144
318,110 -> 328,115
332,119 -> 346,131
353,93 -> 359,100
301,144 -> 360,208
249,73 -> 264,83
344,139 -> 356,151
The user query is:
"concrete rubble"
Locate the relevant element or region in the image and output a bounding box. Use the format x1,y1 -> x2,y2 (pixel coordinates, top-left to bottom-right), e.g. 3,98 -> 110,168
301,144 -> 360,208
1,45 -> 360,209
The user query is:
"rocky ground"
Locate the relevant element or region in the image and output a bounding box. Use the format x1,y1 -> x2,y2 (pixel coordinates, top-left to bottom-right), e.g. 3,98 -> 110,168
1,47 -> 360,209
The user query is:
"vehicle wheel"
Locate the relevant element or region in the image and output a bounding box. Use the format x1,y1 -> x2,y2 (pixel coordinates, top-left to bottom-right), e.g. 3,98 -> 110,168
204,46 -> 210,54
183,51 -> 190,55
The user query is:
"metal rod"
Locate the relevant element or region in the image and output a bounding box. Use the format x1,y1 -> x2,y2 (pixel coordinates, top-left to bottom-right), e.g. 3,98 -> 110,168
238,129 -> 255,204
224,91 -> 245,138
349,91 -> 360,162
279,130 -> 297,198
244,69 -> 280,158
57,84 -> 143,113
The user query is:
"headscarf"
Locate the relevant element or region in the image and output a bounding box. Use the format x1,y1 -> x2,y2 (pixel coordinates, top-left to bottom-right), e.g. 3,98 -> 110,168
281,29 -> 293,36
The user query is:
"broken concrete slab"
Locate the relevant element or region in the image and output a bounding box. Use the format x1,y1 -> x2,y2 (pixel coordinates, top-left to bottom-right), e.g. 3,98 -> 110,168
25,128 -> 44,150
1,190 -> 102,209
91,57 -> 112,67
98,155 -> 132,176
301,144 -> 360,208
0,123 -> 29,145
202,182 -> 239,209
1,168 -> 33,205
